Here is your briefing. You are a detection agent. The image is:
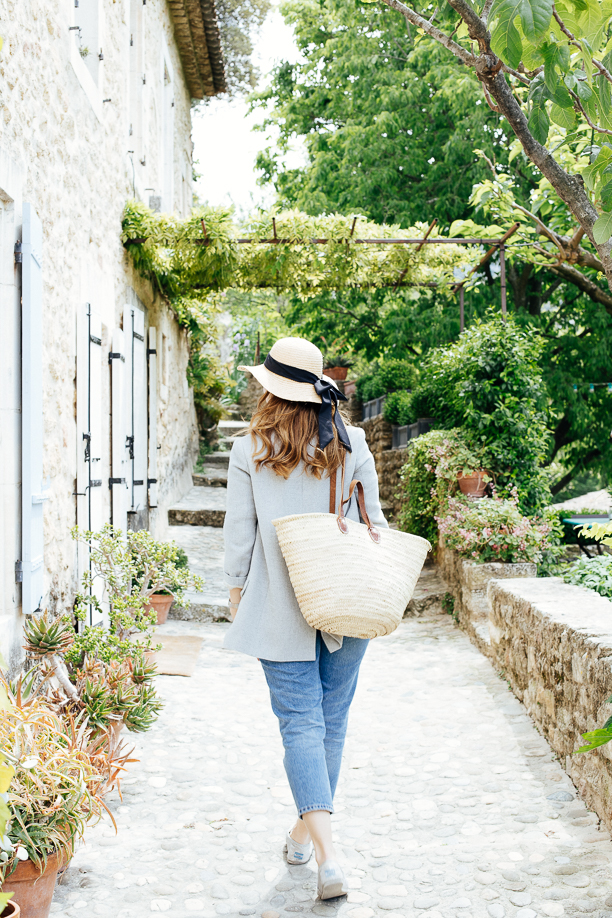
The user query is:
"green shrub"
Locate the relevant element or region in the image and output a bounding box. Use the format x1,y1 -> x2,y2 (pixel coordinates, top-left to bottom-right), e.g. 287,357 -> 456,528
383,391 -> 415,426
356,359 -> 415,402
407,316 -> 551,514
396,429 -> 485,545
437,495 -> 561,564
564,555 -> 612,600
407,384 -> 438,421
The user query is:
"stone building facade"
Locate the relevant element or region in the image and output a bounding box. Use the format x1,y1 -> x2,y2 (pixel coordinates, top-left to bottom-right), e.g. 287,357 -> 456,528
0,0 -> 225,669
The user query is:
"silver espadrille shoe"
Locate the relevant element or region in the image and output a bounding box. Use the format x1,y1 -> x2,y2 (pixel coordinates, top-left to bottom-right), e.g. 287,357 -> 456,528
317,859 -> 348,900
284,829 -> 313,865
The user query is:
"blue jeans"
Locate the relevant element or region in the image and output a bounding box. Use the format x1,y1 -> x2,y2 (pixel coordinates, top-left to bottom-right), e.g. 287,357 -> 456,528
260,632 -> 369,816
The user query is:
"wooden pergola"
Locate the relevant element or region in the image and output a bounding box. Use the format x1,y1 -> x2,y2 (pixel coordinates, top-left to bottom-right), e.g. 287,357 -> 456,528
199,217 -> 521,332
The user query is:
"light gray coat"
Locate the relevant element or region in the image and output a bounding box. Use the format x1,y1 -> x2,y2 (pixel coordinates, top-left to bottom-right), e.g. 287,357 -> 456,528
222,426 -> 388,662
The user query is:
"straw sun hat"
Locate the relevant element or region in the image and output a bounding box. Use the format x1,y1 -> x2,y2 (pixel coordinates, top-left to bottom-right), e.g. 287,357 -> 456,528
239,337 -> 338,404
239,337 -> 351,451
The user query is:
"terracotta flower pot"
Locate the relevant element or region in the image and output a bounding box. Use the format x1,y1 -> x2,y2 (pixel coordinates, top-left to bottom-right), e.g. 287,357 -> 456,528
323,366 -> 349,381
2,899 -> 21,918
145,593 -> 173,625
457,470 -> 490,499
2,851 -> 61,918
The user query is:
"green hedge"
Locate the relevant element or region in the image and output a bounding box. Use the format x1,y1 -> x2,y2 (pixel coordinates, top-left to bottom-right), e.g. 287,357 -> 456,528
355,359 -> 415,403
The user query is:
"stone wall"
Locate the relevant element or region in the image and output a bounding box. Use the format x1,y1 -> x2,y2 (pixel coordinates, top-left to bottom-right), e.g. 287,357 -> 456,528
356,416 -> 407,516
488,577 -> 612,833
0,0 -> 201,668
237,376 -> 262,419
439,542 -> 537,653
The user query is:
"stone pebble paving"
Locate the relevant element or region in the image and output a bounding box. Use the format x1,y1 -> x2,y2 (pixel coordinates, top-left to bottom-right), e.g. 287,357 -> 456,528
51,613 -> 612,918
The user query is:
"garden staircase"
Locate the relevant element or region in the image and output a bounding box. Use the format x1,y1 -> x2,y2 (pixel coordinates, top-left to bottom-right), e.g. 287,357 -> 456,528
164,412 -> 248,621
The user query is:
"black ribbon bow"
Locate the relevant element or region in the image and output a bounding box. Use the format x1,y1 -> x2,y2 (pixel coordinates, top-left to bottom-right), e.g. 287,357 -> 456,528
264,353 -> 352,452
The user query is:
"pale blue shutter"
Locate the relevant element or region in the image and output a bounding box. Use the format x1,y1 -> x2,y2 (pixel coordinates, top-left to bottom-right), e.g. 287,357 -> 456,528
21,203 -> 46,614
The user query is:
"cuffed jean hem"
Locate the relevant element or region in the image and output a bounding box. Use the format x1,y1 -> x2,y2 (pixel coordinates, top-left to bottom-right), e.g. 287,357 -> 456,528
298,803 -> 334,817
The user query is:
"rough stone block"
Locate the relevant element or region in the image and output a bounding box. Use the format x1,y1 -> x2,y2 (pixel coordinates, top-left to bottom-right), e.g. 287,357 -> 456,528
487,576 -> 612,832
463,559 -> 536,592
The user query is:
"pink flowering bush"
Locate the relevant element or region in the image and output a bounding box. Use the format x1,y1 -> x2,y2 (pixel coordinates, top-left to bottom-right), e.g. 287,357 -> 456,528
397,429 -> 486,546
436,494 -> 560,564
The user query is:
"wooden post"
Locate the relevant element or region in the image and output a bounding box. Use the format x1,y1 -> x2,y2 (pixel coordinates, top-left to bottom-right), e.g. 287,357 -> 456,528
459,287 -> 465,333
500,243 -> 507,319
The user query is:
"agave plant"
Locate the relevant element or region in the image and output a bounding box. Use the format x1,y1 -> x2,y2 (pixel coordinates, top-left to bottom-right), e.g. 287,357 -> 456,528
0,676 -> 107,879
80,679 -> 115,731
122,684 -> 164,733
23,610 -> 74,657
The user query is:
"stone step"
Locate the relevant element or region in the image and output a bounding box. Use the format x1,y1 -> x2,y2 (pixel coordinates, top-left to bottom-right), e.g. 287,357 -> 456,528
166,525 -> 230,622
200,451 -> 230,468
168,486 -> 226,528
193,466 -> 228,488
404,563 -> 448,617
218,419 -> 249,432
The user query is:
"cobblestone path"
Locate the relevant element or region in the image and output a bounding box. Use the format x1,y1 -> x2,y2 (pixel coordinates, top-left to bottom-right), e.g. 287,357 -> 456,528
52,614 -> 612,918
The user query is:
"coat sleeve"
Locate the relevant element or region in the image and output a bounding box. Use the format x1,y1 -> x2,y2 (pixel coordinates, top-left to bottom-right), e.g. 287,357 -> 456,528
223,438 -> 258,588
352,427 -> 389,530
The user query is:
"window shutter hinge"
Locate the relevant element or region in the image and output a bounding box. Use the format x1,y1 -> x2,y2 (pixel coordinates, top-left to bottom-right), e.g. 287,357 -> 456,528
15,561 -> 23,583
14,242 -> 22,264
148,478 -> 157,485
108,351 -> 125,364
109,477 -> 126,489
147,348 -> 157,356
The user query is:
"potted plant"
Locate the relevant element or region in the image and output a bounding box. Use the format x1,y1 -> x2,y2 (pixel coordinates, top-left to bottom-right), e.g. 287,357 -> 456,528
0,677 -> 106,918
0,678 -> 17,918
141,546 -> 192,624
72,525 -> 203,629
323,352 -> 353,382
449,441 -> 491,499
23,609 -> 163,744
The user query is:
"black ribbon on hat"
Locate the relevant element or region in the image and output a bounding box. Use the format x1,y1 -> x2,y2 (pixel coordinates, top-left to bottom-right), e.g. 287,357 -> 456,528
264,353 -> 352,452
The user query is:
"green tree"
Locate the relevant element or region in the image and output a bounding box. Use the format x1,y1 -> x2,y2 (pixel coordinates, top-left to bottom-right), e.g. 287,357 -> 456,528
364,0 -> 612,292
209,0 -> 272,95
253,0 -> 521,224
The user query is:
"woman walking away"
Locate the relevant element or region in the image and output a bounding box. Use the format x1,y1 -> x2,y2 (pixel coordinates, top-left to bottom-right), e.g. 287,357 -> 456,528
223,337 -> 388,900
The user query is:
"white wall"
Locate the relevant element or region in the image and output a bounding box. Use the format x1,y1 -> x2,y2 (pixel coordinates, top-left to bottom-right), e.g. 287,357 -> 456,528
0,0 -> 200,668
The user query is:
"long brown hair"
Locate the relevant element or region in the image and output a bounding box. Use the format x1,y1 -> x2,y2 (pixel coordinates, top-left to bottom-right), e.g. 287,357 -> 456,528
249,391 -> 349,479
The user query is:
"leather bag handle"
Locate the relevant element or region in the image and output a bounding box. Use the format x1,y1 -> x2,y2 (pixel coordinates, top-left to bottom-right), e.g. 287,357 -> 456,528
329,459 -> 380,544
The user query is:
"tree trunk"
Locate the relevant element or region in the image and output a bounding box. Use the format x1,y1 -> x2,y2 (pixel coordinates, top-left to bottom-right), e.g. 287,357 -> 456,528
379,0 -> 612,293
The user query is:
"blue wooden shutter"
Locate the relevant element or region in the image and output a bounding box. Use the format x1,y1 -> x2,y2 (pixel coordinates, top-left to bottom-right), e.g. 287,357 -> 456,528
123,304 -> 147,514
148,327 -> 158,509
110,327 -> 128,532
21,203 -> 46,614
76,302 -> 106,628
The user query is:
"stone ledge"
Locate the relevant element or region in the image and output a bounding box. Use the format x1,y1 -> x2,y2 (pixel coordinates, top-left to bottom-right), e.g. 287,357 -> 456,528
488,576 -> 612,832
439,542 -> 536,655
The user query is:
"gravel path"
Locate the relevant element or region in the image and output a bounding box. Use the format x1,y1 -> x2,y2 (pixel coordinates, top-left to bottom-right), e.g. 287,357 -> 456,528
51,614 -> 612,918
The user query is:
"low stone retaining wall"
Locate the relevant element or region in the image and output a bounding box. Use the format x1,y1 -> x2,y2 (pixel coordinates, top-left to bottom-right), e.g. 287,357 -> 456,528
438,542 -> 536,652
488,577 -> 612,832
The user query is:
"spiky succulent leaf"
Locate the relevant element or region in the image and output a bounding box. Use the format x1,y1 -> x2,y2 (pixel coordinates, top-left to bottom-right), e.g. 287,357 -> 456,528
24,611 -> 74,657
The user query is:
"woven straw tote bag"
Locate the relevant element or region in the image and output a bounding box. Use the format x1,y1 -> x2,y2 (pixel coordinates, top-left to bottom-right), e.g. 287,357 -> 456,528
273,462 -> 431,639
